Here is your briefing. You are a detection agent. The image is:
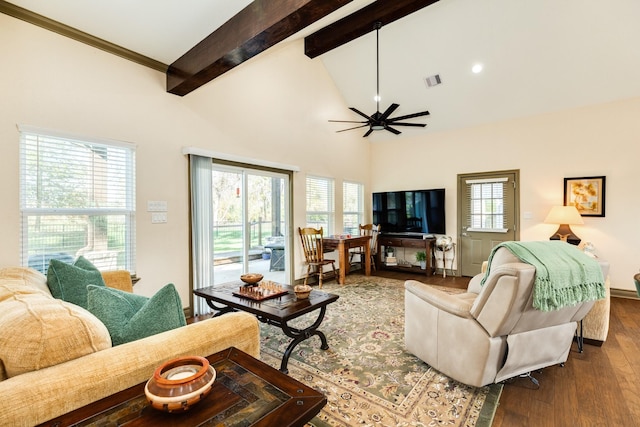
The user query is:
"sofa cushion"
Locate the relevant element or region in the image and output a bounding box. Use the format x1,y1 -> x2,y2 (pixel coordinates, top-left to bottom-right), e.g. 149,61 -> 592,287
87,283 -> 186,346
46,256 -> 106,309
0,266 -> 52,298
101,270 -> 134,293
0,289 -> 112,379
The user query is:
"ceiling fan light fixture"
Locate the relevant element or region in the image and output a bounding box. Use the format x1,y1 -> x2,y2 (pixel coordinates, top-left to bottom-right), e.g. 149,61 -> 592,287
328,21 -> 430,138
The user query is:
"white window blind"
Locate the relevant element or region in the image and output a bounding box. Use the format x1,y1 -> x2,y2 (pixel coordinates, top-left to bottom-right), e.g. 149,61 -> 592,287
306,175 -> 334,233
19,128 -> 136,273
343,181 -> 363,235
466,177 -> 508,232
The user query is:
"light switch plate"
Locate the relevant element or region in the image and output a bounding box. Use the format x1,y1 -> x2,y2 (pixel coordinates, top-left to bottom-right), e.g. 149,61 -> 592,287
147,201 -> 167,212
151,212 -> 167,223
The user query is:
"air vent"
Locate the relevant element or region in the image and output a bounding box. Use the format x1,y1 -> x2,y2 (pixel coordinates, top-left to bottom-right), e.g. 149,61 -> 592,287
424,74 -> 442,88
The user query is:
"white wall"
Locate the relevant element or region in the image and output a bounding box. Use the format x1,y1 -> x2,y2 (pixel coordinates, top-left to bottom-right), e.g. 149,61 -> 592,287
371,97 -> 640,291
2,10 -> 636,304
0,13 -> 370,306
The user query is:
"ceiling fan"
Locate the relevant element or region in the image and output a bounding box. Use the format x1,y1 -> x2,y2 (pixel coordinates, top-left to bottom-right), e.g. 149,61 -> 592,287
329,22 -> 430,138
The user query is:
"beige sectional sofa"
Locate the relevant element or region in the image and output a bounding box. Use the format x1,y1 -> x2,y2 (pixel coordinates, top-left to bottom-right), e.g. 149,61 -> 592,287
0,266 -> 260,427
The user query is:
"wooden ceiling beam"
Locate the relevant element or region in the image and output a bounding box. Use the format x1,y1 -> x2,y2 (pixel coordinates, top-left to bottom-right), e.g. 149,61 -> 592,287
167,0 -> 352,96
304,0 -> 440,59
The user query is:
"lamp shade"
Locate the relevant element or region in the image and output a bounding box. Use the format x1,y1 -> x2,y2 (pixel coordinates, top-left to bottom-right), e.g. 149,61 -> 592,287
544,206 -> 584,225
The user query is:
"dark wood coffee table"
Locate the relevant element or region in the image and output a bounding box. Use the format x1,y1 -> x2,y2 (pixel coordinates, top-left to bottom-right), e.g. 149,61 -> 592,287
194,282 -> 339,373
39,347 -> 326,427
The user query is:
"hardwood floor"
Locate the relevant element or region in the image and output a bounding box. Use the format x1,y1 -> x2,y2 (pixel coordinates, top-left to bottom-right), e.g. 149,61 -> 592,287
373,268 -> 471,290
371,269 -> 640,426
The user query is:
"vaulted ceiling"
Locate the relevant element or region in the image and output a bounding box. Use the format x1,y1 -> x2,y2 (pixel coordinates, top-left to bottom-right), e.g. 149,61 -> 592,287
3,0 -> 640,138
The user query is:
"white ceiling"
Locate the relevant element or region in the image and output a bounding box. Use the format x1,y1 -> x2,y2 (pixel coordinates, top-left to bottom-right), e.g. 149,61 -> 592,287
6,0 -> 640,138
5,0 -> 376,64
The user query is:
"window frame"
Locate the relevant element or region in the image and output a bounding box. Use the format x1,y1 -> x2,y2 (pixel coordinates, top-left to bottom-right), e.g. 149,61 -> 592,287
305,175 -> 335,234
343,180 -> 364,235
465,177 -> 509,233
19,126 -> 136,273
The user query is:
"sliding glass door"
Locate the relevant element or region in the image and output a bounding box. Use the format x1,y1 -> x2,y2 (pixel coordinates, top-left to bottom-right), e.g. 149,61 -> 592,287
211,164 -> 290,285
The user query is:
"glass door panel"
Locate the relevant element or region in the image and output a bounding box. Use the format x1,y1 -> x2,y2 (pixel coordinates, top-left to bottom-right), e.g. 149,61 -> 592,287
212,169 -> 244,285
247,173 -> 287,283
212,165 -> 289,285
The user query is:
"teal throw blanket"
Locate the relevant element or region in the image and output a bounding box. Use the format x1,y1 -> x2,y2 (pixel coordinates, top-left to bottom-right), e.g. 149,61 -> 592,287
481,241 -> 605,311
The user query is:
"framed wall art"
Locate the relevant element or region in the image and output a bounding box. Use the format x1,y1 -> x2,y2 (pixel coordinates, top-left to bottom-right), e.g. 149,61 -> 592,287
564,176 -> 606,217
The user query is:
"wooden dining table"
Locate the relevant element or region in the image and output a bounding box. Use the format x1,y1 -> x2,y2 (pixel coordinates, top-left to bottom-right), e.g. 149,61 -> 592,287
322,235 -> 371,285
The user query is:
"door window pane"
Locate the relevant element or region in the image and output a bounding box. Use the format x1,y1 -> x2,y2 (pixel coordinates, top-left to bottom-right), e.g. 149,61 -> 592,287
467,180 -> 507,230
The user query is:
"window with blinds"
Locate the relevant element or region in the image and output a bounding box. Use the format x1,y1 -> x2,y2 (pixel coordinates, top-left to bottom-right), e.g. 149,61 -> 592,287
343,181 -> 364,235
466,177 -> 508,232
19,127 -> 136,273
305,175 -> 334,233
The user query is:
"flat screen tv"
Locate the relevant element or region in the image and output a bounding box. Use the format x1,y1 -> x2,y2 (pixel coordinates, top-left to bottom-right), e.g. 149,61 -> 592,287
372,189 -> 446,235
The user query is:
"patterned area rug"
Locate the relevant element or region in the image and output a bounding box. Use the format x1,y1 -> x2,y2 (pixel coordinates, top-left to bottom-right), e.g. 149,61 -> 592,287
259,276 -> 502,427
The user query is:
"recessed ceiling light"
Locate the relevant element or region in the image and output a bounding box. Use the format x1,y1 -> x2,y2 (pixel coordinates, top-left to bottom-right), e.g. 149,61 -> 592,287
472,63 -> 484,74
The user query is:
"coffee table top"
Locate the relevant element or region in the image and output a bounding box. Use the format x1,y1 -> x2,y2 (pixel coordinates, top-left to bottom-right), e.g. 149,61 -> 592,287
194,282 -> 339,323
41,347 -> 326,427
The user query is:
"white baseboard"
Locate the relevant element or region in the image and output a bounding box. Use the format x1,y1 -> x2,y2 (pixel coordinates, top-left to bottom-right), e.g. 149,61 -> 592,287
611,288 -> 639,300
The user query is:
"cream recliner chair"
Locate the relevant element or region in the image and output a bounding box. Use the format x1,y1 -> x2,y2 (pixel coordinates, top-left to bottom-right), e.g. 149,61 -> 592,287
404,246 -> 609,387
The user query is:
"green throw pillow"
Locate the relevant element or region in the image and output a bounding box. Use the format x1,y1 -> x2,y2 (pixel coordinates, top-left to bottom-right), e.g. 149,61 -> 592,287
86,283 -> 186,346
46,256 -> 106,309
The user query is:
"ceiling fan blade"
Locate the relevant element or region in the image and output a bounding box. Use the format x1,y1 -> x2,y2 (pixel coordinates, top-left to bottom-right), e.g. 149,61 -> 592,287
379,103 -> 399,121
337,124 -> 370,133
390,122 -> 427,127
350,107 -> 374,121
388,110 -> 430,122
385,126 -> 401,135
329,120 -> 368,124
363,128 -> 374,137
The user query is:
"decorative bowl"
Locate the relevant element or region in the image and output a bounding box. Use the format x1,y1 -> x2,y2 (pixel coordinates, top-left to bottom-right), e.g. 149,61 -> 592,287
144,355 -> 216,413
294,284 -> 312,299
240,273 -> 263,285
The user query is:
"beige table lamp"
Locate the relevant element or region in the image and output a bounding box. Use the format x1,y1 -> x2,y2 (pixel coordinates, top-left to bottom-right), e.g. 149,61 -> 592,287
544,205 -> 584,245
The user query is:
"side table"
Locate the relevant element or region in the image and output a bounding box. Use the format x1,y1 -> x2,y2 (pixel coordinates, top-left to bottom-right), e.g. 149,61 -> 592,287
434,241 -> 456,278
265,243 -> 285,271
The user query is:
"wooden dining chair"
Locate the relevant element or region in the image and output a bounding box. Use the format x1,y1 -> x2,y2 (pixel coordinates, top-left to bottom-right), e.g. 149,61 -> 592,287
349,224 -> 381,271
298,227 -> 336,288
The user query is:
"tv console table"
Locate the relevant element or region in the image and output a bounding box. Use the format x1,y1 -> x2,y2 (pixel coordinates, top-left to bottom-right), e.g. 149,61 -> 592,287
376,234 -> 435,277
